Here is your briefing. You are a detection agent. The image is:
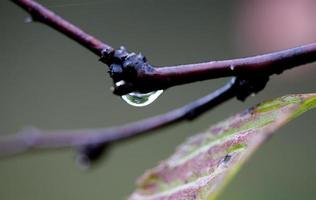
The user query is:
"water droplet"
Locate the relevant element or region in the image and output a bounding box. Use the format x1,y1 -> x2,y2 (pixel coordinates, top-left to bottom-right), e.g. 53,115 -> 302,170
251,93 -> 256,97
230,65 -> 235,70
122,90 -> 163,107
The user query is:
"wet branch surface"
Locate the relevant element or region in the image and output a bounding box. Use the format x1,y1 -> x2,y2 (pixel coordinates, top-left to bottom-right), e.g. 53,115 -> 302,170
2,0 -> 316,161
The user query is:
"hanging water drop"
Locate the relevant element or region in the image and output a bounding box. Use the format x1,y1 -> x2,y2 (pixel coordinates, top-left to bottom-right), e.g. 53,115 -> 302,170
122,90 -> 163,107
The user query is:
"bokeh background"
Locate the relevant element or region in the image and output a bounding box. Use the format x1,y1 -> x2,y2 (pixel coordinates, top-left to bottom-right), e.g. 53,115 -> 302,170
1,0 -> 316,199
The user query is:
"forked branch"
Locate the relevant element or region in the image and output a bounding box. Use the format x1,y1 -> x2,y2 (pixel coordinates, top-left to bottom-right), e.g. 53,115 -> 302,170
11,0 -> 316,95
3,0 -> 316,161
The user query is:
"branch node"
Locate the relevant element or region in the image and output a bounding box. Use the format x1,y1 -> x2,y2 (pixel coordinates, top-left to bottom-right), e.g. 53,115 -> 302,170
76,143 -> 111,168
234,75 -> 270,101
101,46 -> 156,95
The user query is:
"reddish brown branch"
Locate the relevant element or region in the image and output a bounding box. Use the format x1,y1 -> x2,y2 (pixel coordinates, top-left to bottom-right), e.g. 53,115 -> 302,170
0,78 -> 238,157
6,0 -> 316,160
11,0 -> 316,96
11,0 -> 114,58
113,43 -> 316,95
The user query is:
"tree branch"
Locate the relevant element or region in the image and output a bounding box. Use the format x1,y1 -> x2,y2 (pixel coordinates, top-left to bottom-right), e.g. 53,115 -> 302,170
11,0 -> 114,58
11,0 -> 316,96
112,43 -> 316,95
6,0 -> 316,162
0,78 -> 240,157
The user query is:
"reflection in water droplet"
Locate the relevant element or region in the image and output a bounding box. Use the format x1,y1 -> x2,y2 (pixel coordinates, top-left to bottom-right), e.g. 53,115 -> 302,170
122,90 -> 163,107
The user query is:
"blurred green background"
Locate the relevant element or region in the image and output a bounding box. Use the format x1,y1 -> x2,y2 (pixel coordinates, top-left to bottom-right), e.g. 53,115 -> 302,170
1,0 -> 316,199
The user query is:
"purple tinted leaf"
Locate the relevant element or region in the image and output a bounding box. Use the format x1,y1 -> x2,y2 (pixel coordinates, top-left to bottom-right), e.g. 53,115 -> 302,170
129,94 -> 316,200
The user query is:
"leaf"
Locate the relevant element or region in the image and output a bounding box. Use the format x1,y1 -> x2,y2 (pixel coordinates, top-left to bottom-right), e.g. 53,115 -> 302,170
128,94 -> 316,200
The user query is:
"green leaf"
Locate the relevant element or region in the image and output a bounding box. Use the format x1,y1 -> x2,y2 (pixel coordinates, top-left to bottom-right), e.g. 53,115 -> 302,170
128,94 -> 316,200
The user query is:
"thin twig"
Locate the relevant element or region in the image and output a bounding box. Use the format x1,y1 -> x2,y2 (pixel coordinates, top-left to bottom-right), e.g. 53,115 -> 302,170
11,0 -> 114,58
0,78 -> 238,157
